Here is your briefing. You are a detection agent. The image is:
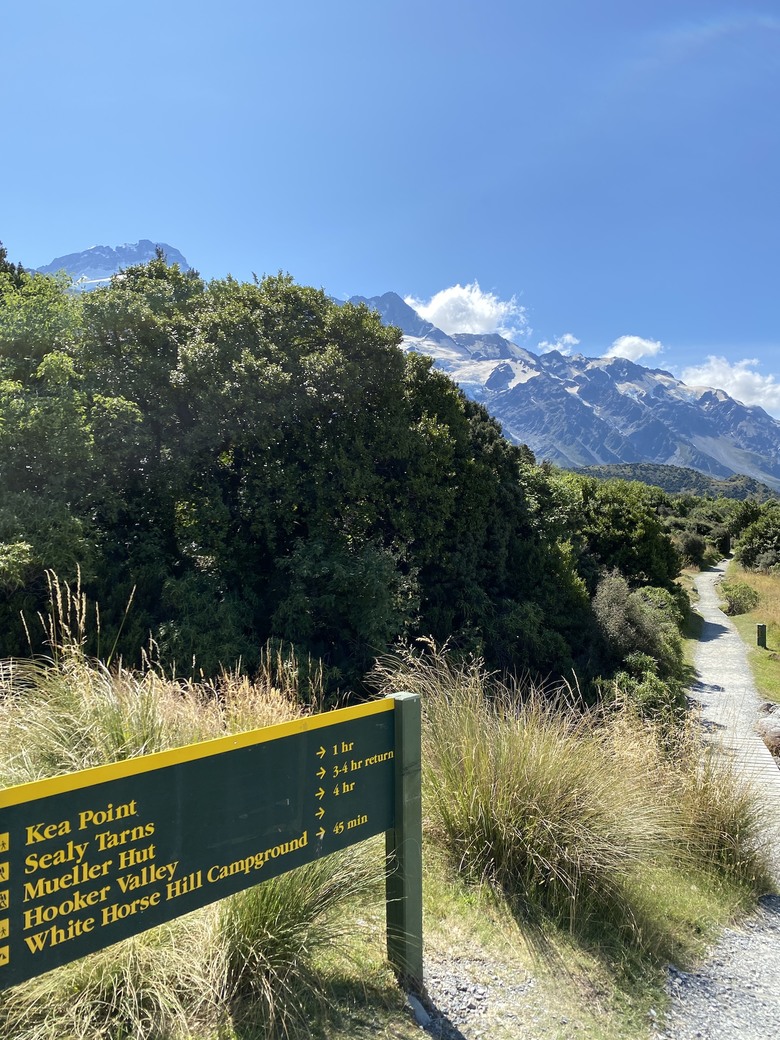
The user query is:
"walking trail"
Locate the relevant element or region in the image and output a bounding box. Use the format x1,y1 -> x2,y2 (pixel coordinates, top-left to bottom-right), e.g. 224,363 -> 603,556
661,561 -> 780,1040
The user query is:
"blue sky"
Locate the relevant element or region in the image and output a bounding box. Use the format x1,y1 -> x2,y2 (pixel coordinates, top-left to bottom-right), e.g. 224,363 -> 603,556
3,1 -> 779,414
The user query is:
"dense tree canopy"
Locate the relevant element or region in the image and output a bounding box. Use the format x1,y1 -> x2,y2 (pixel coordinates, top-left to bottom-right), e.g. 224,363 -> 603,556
0,256 -> 693,695
550,473 -> 680,592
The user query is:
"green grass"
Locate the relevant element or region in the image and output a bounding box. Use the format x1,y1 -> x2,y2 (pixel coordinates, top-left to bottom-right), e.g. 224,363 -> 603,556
723,564 -> 780,703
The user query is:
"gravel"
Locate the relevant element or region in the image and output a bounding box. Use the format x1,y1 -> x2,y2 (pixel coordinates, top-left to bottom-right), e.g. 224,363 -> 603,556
412,952 -> 562,1040
659,894 -> 780,1040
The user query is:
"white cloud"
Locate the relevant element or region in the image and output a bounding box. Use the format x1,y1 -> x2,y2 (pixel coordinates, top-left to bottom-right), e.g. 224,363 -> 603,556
537,332 -> 580,356
405,281 -> 529,341
680,356 -> 780,418
603,334 -> 664,362
631,15 -> 780,79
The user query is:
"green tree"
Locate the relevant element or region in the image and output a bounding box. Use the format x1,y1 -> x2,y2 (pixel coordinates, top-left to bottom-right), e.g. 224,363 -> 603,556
0,260 -> 652,691
0,268 -> 96,652
569,477 -> 680,590
734,503 -> 780,571
0,241 -> 25,288
729,497 -> 764,539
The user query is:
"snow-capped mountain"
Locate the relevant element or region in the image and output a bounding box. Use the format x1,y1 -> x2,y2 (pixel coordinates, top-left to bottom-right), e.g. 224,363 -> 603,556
31,243 -> 780,491
36,240 -> 190,288
351,292 -> 780,492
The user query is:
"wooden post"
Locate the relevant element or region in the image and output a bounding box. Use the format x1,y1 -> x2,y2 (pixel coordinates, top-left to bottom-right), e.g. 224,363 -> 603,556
757,624 -> 767,648
385,692 -> 423,993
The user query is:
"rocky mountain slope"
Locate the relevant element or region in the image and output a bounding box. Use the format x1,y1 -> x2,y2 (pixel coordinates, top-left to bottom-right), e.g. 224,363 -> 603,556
36,240 -> 190,288
32,246 -> 780,491
350,292 -> 780,493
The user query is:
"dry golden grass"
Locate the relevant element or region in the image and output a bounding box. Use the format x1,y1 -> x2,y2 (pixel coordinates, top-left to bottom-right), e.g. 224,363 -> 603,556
2,580 -> 773,1040
725,564 -> 780,702
372,642 -> 773,955
0,656 -> 307,790
0,572 -> 322,788
0,576 -> 384,1040
736,570 -> 780,626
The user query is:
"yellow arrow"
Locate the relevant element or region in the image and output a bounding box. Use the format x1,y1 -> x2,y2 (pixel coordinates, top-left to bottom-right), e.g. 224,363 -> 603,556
316,746 -> 326,759
316,787 -> 325,800
315,806 -> 325,820
316,827 -> 325,840
316,767 -> 326,779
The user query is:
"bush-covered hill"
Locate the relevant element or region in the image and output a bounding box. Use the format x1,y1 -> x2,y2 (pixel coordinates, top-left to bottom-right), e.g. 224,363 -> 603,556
0,247 -> 694,695
574,463 -> 779,501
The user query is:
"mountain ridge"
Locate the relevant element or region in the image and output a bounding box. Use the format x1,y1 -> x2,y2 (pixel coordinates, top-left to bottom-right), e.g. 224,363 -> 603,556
573,463 -> 778,501
349,291 -> 780,493
32,245 -> 780,492
36,240 -> 190,287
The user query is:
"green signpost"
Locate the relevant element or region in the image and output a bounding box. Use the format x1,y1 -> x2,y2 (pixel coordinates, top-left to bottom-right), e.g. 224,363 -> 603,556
0,693 -> 422,993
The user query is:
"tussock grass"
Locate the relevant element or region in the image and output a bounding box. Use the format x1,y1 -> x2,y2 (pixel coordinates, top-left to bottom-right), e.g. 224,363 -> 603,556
0,848 -> 384,1040
215,851 -> 384,1036
727,568 -> 780,628
0,575 -> 318,788
0,578 -> 385,1040
1,919 -> 206,1040
0,655 -> 303,789
373,642 -> 772,957
604,709 -> 772,889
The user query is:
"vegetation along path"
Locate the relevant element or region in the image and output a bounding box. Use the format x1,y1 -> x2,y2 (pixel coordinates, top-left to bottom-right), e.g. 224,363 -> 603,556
662,561 -> 780,1040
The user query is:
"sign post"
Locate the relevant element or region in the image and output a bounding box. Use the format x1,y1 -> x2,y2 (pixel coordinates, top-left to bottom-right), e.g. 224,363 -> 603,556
0,693 -> 423,993
386,692 -> 423,991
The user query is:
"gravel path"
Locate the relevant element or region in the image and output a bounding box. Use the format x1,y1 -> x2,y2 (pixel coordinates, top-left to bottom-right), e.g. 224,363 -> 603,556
686,562 -> 780,866
660,893 -> 780,1040
660,561 -> 780,1040
408,950 -> 571,1040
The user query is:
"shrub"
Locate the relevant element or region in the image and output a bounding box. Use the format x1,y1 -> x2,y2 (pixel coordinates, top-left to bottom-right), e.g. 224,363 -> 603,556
735,507 -> 780,571
598,660 -> 686,721
592,571 -> 685,681
719,580 -> 760,616
678,531 -> 707,567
